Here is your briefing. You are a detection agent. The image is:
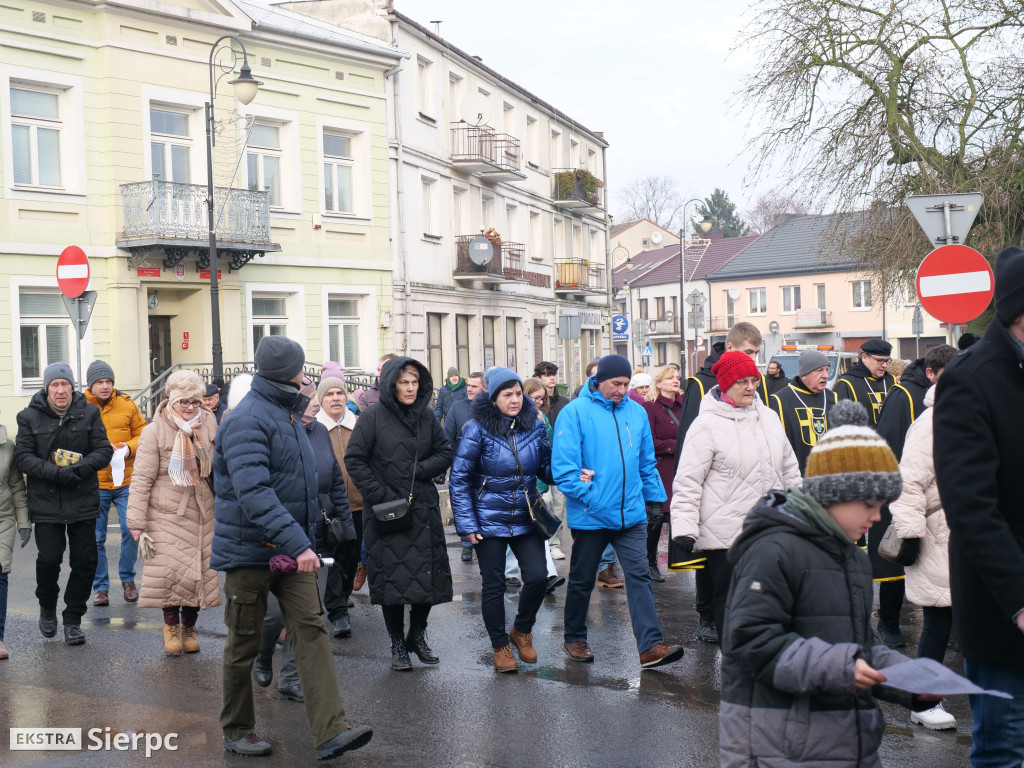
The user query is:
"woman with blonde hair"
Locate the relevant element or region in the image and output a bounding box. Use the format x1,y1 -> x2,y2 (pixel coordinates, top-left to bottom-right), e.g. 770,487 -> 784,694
641,365 -> 683,581
128,370 -> 220,655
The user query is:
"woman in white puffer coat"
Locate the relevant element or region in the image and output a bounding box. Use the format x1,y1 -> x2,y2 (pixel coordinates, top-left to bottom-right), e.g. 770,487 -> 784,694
889,384 -> 956,730
670,351 -> 801,642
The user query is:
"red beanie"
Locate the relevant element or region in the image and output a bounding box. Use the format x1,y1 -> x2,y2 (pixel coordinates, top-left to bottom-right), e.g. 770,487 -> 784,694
712,351 -> 760,393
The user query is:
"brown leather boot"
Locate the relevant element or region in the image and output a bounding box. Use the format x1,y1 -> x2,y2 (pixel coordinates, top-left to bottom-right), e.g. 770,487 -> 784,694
353,563 -> 368,591
493,645 -> 518,673
181,625 -> 200,653
163,624 -> 182,655
509,628 -> 537,663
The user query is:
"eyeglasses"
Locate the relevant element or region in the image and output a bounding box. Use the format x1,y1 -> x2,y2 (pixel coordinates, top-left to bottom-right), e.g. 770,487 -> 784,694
178,400 -> 202,408
735,377 -> 760,388
868,355 -> 891,365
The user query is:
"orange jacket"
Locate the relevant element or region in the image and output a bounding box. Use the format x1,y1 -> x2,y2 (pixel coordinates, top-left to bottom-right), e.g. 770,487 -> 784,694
84,390 -> 147,489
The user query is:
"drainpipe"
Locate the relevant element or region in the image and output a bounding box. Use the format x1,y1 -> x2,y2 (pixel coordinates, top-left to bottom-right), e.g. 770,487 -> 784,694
602,142 -> 612,357
386,18 -> 411,354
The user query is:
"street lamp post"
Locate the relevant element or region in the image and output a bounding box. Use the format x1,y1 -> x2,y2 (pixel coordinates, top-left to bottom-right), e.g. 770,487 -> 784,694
206,35 -> 260,382
678,199 -> 714,376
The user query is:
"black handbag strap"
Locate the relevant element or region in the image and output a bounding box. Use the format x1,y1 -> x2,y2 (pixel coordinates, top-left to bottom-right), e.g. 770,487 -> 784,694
660,402 -> 680,427
404,423 -> 420,504
504,429 -> 537,517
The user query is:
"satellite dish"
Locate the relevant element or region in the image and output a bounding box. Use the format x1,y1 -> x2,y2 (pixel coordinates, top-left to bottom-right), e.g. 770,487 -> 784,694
728,286 -> 741,301
460,92 -> 493,127
468,236 -> 493,266
650,231 -> 663,245
768,320 -> 780,334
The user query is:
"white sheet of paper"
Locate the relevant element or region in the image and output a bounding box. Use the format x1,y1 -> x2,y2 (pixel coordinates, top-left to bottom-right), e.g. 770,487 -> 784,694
110,445 -> 129,487
881,657 -> 1012,698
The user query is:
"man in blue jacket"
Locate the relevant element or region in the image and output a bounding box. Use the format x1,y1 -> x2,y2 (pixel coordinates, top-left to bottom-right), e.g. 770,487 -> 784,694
212,336 -> 371,761
552,354 -> 684,669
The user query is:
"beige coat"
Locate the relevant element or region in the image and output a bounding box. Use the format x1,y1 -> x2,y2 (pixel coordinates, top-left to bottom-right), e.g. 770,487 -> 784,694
671,390 -> 802,551
889,386 -> 950,607
0,425 -> 29,574
316,408 -> 363,511
126,403 -> 221,609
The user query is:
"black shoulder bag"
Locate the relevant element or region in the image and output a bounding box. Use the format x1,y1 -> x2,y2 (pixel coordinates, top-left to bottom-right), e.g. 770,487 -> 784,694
372,425 -> 419,534
507,430 -> 561,539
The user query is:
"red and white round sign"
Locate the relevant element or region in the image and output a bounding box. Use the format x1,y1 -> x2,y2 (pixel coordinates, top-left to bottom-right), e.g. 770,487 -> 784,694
56,245 -> 90,298
915,244 -> 993,324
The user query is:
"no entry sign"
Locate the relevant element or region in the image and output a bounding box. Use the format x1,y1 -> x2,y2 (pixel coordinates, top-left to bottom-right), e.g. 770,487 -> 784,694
915,244 -> 993,324
56,245 -> 90,298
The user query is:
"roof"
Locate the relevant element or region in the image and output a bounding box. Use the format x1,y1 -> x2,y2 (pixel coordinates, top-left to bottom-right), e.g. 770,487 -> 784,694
610,218 -> 675,239
244,0 -> 406,59
610,248 -> 675,290
707,213 -> 863,282
624,233 -> 761,289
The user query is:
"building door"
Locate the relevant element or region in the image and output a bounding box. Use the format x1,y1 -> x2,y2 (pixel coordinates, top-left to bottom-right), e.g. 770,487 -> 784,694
148,316 -> 172,381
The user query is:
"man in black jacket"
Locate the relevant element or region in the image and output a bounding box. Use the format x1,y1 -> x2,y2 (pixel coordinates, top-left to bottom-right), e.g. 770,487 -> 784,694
834,338 -> 896,425
934,247 -> 1024,766
764,359 -> 790,396
14,363 -> 112,645
771,349 -> 838,475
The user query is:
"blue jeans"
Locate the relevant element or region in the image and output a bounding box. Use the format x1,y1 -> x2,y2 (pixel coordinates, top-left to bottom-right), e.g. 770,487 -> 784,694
563,523 -> 663,654
965,659 -> 1024,768
599,543 -> 616,570
93,486 -> 136,591
0,571 -> 7,641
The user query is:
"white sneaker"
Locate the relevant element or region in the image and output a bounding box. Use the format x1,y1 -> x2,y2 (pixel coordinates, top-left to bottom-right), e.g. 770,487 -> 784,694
550,547 -> 566,561
911,702 -> 956,730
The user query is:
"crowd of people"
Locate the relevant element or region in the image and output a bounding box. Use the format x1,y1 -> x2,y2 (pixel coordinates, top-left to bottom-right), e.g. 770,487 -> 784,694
0,248 -> 1023,765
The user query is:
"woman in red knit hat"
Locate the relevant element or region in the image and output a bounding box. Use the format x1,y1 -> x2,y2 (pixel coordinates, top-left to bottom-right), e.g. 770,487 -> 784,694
668,351 -> 801,642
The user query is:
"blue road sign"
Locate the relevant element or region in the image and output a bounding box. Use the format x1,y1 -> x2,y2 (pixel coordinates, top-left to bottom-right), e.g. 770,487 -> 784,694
612,314 -> 628,334
642,344 -> 653,358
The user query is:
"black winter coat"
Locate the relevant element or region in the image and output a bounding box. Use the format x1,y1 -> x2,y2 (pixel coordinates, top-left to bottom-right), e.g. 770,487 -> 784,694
307,420 -> 355,550
345,357 -> 454,606
834,361 -> 896,426
934,320 -> 1024,668
765,371 -> 791,396
770,377 -> 838,475
210,375 -> 320,570
14,390 -> 112,524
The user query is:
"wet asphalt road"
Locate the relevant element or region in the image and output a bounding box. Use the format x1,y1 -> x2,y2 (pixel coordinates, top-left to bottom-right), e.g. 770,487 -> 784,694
0,527 -> 974,767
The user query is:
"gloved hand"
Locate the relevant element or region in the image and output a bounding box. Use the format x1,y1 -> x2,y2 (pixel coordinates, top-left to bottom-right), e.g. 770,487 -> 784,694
19,528 -> 31,548
671,536 -> 696,555
57,466 -> 77,485
646,502 -> 665,532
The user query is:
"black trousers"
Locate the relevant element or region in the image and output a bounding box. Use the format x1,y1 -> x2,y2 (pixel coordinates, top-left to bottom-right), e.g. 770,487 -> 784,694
382,603 -> 432,638
646,521 -> 664,567
878,579 -> 905,625
35,520 -> 98,625
695,562 -> 714,621
324,510 -> 362,621
703,549 -> 733,644
475,531 -> 548,649
918,606 -> 953,663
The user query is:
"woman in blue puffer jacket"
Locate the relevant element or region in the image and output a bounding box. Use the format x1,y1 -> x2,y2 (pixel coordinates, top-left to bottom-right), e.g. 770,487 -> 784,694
450,368 -> 553,673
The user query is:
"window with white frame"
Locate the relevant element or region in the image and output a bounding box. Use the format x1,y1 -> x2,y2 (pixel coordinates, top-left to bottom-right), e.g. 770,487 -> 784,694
421,177 -> 437,237
553,218 -> 565,259
572,224 -> 583,259
570,137 -> 580,168
549,128 -> 562,168
749,287 -> 767,315
505,203 -> 517,242
251,294 -> 289,348
482,316 -> 496,368
323,131 -> 354,214
327,296 -> 360,369
481,194 -> 493,228
852,280 -> 872,309
587,147 -> 597,173
526,115 -> 538,165
816,283 -> 826,309
506,317 -> 518,369
447,73 -> 463,122
149,106 -> 192,183
529,211 -> 541,258
12,85 -> 63,188
246,122 -> 282,208
19,289 -> 72,382
427,313 -> 443,383
782,285 -> 802,313
502,102 -> 515,135
417,57 -> 434,118
452,185 -> 467,234
456,315 -> 471,375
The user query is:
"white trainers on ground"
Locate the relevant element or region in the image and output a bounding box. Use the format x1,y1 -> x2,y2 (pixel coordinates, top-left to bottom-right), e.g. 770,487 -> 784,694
911,702 -> 956,730
550,547 -> 566,560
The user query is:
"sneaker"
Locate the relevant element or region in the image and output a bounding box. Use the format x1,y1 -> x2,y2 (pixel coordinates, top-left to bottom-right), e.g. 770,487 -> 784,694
92,590 -> 109,607
874,621 -> 907,648
563,640 -> 594,663
352,563 -> 367,591
639,642 -> 684,669
315,725 -> 373,761
224,733 -> 272,757
461,547 -> 473,562
911,702 -> 957,730
545,575 -> 565,595
493,644 -> 518,673
649,564 -> 665,583
697,617 -> 719,644
596,565 -> 624,588
550,546 -> 566,561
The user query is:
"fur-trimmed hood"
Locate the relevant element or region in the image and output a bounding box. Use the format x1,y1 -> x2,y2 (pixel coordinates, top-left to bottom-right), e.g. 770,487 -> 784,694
469,388 -> 539,437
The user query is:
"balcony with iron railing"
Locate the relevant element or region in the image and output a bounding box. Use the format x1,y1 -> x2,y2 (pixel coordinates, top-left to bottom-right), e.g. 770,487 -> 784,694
554,259 -> 605,295
649,317 -> 680,336
551,168 -> 604,209
450,123 -> 526,182
116,180 -> 281,270
453,236 -> 550,287
794,309 -> 834,328
708,316 -> 732,333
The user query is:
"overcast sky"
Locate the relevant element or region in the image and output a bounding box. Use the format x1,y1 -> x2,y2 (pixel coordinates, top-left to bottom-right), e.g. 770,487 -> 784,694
398,0 -> 779,222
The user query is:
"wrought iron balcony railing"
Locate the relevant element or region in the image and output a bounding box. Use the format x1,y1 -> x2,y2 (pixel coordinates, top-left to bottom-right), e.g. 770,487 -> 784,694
450,124 -> 525,180
454,236 -> 550,287
795,309 -> 834,328
552,168 -> 604,208
554,259 -> 605,293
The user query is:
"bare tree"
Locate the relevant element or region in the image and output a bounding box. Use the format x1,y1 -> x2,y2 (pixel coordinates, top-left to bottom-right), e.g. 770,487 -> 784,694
618,175 -> 684,230
745,190 -> 811,235
737,0 -> 1024,293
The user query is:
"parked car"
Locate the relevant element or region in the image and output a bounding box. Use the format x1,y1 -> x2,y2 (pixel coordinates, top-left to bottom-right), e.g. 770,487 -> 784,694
771,347 -> 856,390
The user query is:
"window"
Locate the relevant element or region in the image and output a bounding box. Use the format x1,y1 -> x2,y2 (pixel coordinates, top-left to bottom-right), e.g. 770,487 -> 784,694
481,194 -> 493,228
587,148 -> 597,173
816,283 -> 826,309
502,102 -> 515,134
12,86 -> 62,187
529,211 -> 541,258
572,224 -> 583,259
533,321 -> 545,367
553,218 -> 565,259
570,137 -> 580,168
251,295 -> 288,348
323,131 -> 354,214
452,186 -> 467,234
417,57 -> 434,118
150,106 -> 192,183
327,297 -> 360,369
246,122 -> 282,207
639,299 -> 649,319
447,73 -> 463,122
505,203 -> 518,243
506,317 -> 518,369
852,280 -> 872,309
726,294 -> 736,327
456,315 -> 471,375
19,289 -> 71,381
421,177 -> 437,237
655,297 -> 665,319
782,286 -> 801,313
750,287 -> 767,315
549,128 -> 562,168
426,313 -> 443,383
642,238 -> 649,247
482,316 -> 496,368
526,115 -> 538,165
656,342 -> 667,366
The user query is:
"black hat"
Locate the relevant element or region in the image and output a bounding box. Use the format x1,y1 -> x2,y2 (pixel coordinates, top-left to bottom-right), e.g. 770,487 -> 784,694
861,339 -> 892,356
255,336 -> 305,382
205,383 -> 220,397
995,246 -> 1024,324
594,354 -> 632,384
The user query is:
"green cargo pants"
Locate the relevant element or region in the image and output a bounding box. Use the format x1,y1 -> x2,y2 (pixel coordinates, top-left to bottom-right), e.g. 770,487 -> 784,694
220,567 -> 349,745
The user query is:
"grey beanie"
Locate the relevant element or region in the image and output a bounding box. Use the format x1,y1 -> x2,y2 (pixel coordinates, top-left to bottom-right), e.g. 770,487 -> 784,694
87,360 -> 115,388
316,376 -> 346,404
798,349 -> 830,377
255,336 -> 305,382
44,362 -> 75,390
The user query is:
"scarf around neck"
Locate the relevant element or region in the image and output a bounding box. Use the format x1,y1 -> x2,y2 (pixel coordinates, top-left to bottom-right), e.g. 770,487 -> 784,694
784,487 -> 852,545
164,405 -> 212,487
47,395 -> 71,419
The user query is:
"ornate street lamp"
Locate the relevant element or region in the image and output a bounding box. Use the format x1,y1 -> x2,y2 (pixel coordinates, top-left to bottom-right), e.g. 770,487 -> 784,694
678,200 -> 713,376
206,35 -> 261,381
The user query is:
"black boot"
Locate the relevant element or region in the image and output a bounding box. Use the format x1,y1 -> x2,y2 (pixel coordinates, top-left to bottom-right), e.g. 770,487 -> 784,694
405,624 -> 439,664
390,635 -> 412,671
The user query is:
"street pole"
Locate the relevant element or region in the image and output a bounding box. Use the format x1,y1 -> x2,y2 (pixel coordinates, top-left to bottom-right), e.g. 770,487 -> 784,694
74,296 -> 83,392
678,227 -> 686,377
